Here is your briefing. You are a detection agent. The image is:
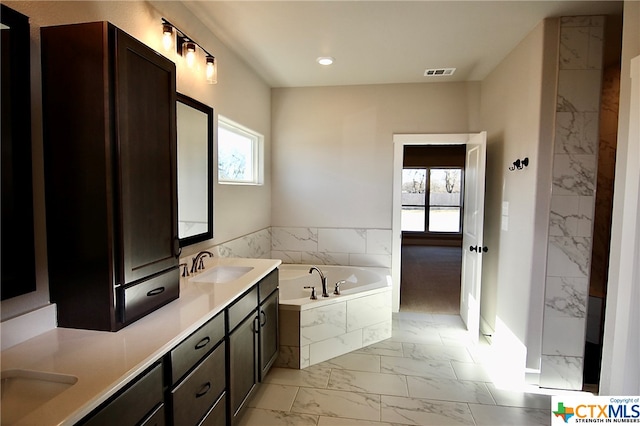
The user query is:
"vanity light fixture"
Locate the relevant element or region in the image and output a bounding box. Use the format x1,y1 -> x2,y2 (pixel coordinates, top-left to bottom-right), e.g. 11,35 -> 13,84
205,56 -> 217,84
162,23 -> 174,51
317,56 -> 334,66
161,18 -> 218,84
184,42 -> 196,68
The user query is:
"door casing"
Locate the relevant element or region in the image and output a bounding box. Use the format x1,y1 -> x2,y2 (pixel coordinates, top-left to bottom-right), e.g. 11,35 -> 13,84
392,133 -> 487,339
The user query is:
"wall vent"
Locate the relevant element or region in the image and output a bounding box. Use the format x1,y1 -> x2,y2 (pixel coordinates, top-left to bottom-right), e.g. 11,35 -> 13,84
424,68 -> 456,77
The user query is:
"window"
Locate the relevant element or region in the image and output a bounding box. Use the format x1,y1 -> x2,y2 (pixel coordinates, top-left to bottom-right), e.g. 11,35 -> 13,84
401,167 -> 463,233
217,115 -> 263,185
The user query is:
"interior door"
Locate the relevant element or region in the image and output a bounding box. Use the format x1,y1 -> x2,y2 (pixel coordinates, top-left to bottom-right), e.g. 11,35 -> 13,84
460,131 -> 487,342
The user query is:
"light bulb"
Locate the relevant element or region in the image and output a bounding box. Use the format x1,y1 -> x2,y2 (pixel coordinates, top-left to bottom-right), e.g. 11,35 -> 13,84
185,42 -> 196,68
206,56 -> 217,84
316,56 -> 334,66
162,24 -> 173,51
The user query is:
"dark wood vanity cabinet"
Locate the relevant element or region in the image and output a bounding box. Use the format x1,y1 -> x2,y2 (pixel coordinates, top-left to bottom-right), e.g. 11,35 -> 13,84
77,268 -> 278,426
166,312 -> 227,426
258,270 -> 279,381
41,22 -> 179,331
228,270 -> 279,425
227,286 -> 259,424
81,362 -> 165,426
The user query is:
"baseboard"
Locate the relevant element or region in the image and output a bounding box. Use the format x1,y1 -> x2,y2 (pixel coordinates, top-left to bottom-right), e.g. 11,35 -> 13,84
480,315 -> 494,344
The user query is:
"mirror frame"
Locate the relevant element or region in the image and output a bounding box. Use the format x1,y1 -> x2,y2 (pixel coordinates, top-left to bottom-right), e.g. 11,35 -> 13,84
177,93 -> 214,248
1,4 -> 37,300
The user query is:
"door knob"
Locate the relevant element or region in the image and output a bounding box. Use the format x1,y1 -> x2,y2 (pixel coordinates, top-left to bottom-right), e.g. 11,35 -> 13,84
482,246 -> 488,253
469,245 -> 478,252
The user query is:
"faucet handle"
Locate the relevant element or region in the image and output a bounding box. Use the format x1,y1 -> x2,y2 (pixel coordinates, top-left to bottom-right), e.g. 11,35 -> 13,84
179,263 -> 190,277
334,280 -> 345,295
303,286 -> 317,300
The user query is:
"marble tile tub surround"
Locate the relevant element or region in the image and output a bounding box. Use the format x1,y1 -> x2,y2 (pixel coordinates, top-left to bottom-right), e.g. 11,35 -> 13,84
277,287 -> 393,369
180,226 -> 391,268
541,16 -> 604,390
271,227 -> 392,268
240,312 -> 591,426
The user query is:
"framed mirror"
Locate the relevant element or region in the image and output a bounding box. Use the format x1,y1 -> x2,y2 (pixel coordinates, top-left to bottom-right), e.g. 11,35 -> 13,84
177,93 -> 214,247
1,4 -> 36,300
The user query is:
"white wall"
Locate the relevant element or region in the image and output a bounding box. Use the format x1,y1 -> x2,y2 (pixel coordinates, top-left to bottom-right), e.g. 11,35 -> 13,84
479,19 -> 557,377
1,0 -> 271,320
271,82 -> 480,229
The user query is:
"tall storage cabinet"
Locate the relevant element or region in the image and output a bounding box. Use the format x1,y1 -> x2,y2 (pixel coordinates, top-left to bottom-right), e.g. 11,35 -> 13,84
41,22 -> 180,331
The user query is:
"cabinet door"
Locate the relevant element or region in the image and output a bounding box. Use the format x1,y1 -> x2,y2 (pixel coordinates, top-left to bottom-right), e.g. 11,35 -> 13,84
115,29 -> 178,285
259,290 -> 279,381
229,313 -> 258,424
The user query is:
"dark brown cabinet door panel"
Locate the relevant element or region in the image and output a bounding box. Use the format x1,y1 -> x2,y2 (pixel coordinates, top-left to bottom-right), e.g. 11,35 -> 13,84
115,31 -> 178,284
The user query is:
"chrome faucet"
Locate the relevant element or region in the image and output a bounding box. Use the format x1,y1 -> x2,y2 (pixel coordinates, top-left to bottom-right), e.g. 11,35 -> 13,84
191,250 -> 214,274
309,266 -> 329,297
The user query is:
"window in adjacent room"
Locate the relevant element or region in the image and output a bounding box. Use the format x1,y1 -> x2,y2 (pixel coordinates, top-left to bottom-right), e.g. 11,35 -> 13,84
401,167 -> 463,233
217,115 -> 263,185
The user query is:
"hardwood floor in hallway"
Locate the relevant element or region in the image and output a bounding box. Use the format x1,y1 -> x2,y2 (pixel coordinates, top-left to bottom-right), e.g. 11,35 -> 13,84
400,245 -> 462,314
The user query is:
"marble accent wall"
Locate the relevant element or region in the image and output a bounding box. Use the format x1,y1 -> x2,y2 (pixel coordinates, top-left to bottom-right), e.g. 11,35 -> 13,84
540,16 -> 604,390
271,227 -> 392,268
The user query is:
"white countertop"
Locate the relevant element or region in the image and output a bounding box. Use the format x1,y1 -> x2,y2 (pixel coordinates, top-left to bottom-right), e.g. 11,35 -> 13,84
1,257 -> 281,426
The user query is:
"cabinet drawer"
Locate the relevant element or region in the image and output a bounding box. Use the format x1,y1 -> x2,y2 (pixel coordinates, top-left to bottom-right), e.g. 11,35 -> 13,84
83,362 -> 163,425
171,341 -> 226,426
227,286 -> 258,332
121,267 -> 179,324
169,311 -> 225,384
140,403 -> 165,426
259,269 -> 279,303
199,392 -> 226,426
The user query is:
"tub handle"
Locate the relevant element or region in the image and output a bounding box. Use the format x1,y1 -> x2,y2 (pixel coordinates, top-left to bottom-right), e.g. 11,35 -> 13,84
303,286 -> 317,300
334,280 -> 345,295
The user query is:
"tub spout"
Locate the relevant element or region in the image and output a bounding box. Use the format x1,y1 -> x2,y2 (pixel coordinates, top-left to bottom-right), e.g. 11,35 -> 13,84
309,266 -> 329,297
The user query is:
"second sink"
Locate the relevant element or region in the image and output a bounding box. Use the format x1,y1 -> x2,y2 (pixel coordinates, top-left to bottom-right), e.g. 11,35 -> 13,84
189,265 -> 254,284
1,369 -> 78,425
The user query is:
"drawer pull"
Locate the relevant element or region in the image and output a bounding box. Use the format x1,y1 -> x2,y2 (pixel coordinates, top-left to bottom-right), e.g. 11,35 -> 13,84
194,336 -> 211,350
195,382 -> 211,398
146,287 -> 165,297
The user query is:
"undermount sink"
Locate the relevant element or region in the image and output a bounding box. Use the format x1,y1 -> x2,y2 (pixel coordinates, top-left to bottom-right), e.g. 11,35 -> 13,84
1,369 -> 78,425
189,265 -> 254,284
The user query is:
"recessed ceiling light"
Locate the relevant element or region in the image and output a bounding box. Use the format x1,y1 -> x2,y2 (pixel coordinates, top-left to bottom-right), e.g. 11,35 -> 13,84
317,56 -> 334,66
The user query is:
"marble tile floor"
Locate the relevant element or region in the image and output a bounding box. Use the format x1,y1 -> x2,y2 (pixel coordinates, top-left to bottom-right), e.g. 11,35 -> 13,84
238,312 -> 578,426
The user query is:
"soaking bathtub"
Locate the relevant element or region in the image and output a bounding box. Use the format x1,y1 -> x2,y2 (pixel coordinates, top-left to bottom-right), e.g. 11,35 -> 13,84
276,264 -> 392,369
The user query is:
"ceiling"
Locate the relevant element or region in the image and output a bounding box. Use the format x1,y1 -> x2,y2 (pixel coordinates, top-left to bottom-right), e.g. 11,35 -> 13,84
182,1 -> 624,88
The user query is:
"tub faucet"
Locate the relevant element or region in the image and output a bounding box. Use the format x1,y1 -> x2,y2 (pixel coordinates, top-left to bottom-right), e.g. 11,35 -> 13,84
309,266 -> 329,297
